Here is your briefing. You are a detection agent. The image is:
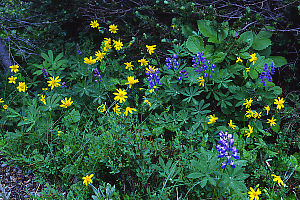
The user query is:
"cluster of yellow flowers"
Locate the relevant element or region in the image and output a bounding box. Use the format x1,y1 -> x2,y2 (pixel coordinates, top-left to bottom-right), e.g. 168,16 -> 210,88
236,53 -> 257,73
8,64 -> 29,93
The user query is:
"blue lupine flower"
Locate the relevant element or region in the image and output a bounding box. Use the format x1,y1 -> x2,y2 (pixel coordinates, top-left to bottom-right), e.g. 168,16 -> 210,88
215,131 -> 239,169
76,44 -> 82,55
165,54 -> 180,70
192,52 -> 216,78
93,68 -> 102,82
41,67 -> 49,79
178,70 -> 188,81
146,65 -> 161,90
259,63 -> 275,86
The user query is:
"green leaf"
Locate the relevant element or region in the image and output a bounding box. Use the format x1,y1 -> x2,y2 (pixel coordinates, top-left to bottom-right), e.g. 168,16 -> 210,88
249,69 -> 258,79
237,31 -> 253,52
252,38 -> 271,50
186,36 -> 204,54
197,20 -> 219,43
187,172 -> 203,179
270,56 -> 287,68
181,25 -> 194,37
212,52 -> 226,63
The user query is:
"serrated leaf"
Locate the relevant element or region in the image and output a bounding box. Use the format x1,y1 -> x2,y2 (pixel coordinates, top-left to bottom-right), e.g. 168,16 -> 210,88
252,38 -> 271,50
186,36 -> 204,54
212,52 -> 226,63
237,31 -> 253,52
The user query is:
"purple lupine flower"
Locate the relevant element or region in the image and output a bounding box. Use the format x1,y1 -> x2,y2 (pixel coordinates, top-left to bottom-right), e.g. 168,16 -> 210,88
178,70 -> 188,81
61,82 -> 67,88
192,51 -> 216,78
165,54 -> 180,70
259,63 -> 275,86
93,68 -> 102,82
215,131 -> 239,169
146,65 -> 161,89
41,67 -> 49,78
76,44 -> 82,55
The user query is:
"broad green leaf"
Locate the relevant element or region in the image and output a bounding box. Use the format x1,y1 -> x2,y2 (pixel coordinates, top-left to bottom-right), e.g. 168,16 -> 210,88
237,31 -> 253,52
252,38 -> 271,50
186,36 -> 204,54
270,56 -> 287,68
212,52 -> 226,63
249,69 -> 258,79
187,172 -> 203,179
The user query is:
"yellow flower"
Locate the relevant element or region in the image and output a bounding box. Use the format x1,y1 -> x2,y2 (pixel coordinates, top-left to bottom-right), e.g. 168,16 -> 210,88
248,187 -> 261,200
123,107 -> 137,116
124,62 -> 134,70
42,88 -> 48,91
47,76 -> 61,90
245,109 -> 253,118
82,174 -> 94,186
40,95 -> 46,105
145,65 -> 158,74
113,103 -> 121,115
249,53 -> 257,65
143,96 -> 151,106
236,57 -> 243,63
246,67 -> 250,72
103,38 -> 112,51
113,39 -> 123,50
90,20 -> 99,28
3,104 -> 8,109
0,98 -> 4,103
109,24 -> 118,33
97,102 -> 106,112
57,131 -> 62,136
243,98 -> 253,109
253,111 -> 259,118
208,114 -> 218,124
9,65 -> 19,73
146,45 -> 156,55
245,125 -> 253,138
125,76 -> 139,88
104,38 -> 111,45
257,112 -> 262,119
264,105 -> 270,115
267,117 -> 276,127
274,97 -> 285,110
60,97 -> 73,108
171,24 -> 175,28
113,88 -> 128,103
8,76 -> 17,84
16,82 -> 28,92
95,51 -> 106,61
197,76 -> 205,87
271,174 -> 283,186
149,86 -> 157,94
84,56 -> 97,65
138,58 -> 149,66
228,120 -> 236,129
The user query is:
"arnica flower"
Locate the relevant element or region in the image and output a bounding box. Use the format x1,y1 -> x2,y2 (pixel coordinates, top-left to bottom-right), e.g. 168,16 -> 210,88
246,67 -> 250,72
0,98 -> 4,103
95,51 -> 106,62
259,63 -> 275,86
165,54 -> 180,70
197,76 -> 205,87
40,95 -> 46,105
123,107 -> 137,116
143,96 -> 151,106
113,103 -> 121,115
47,76 -> 61,90
236,57 -> 243,63
109,24 -> 118,33
264,105 -> 270,115
245,125 -> 253,138
215,131 -> 239,169
138,58 -> 148,66
90,20 -> 99,28
8,76 -> 17,84
178,70 -> 188,81
252,111 -> 262,119
125,76 -> 139,88
228,120 -> 236,129
245,109 -> 253,118
124,62 -> 134,70
113,39 -> 123,50
208,114 -> 218,124
192,52 -> 216,78
93,68 -> 102,82
97,102 -> 106,112
82,174 -> 94,186
3,105 -> 8,110
243,98 -> 253,109
17,82 -> 28,92
60,97 -> 73,108
248,187 -> 261,200
9,64 -> 19,73
84,56 -> 97,65
113,88 -> 128,103
272,174 -> 283,186
146,65 -> 161,90
57,131 -> 62,136
249,53 -> 257,65
267,117 -> 276,127
146,45 -> 156,55
274,97 -> 285,110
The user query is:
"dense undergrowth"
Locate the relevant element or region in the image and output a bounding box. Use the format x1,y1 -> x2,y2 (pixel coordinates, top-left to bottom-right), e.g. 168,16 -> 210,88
0,0 -> 299,199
